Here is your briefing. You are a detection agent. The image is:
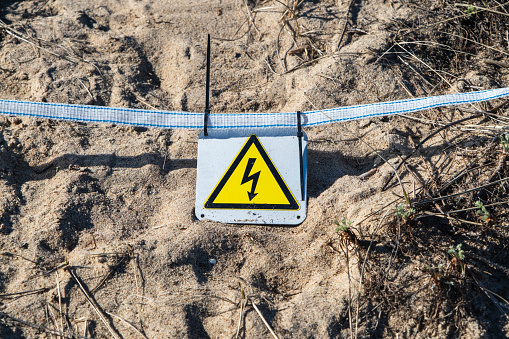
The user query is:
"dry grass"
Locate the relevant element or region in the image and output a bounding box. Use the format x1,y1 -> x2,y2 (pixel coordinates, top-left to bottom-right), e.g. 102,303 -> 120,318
348,1 -> 509,336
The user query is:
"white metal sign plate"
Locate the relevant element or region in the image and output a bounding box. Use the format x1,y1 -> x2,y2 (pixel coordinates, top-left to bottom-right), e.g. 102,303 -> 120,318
195,129 -> 307,225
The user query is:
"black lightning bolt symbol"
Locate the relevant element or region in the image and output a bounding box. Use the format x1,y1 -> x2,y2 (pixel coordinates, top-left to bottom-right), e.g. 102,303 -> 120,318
241,158 -> 261,201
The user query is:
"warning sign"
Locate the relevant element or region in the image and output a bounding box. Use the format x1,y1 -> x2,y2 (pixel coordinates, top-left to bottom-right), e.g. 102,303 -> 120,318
204,135 -> 299,210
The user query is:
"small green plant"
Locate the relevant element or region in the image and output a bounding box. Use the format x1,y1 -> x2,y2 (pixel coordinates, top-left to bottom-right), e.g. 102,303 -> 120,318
448,244 -> 465,275
475,201 -> 491,222
448,244 -> 465,261
465,5 -> 476,16
333,218 -> 357,246
394,203 -> 415,219
334,218 -> 353,232
500,133 -> 509,152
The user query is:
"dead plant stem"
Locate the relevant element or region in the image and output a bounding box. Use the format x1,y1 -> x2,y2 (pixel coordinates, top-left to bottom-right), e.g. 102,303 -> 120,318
354,208 -> 392,338
0,287 -> 50,298
0,311 -> 91,339
441,31 -> 509,57
344,244 -> 354,339
106,312 -> 148,339
415,176 -> 509,206
251,299 -> 280,339
337,0 -> 356,50
56,270 -> 64,335
66,267 -> 122,339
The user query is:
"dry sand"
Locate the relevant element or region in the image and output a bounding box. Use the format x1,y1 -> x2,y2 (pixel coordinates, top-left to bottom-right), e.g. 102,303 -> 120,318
1,0 -> 508,338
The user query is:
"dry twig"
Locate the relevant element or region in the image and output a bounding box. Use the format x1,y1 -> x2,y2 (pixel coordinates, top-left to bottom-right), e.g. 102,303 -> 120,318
106,312 -> 148,339
66,267 -> 122,339
0,287 -> 51,299
251,299 -> 280,339
0,311 -> 91,339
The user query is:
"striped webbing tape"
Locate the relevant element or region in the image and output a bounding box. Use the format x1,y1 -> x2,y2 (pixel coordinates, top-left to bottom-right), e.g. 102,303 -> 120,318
1,87 -> 509,130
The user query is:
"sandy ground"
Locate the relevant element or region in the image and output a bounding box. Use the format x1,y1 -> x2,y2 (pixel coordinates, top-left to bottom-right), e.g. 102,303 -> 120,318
1,0 -> 508,338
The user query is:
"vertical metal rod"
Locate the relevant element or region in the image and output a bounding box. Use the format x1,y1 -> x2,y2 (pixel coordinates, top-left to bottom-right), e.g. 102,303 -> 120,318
204,34 -> 211,136
297,111 -> 304,201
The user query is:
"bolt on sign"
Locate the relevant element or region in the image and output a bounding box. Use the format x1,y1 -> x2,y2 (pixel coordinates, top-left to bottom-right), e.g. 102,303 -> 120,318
195,129 -> 307,225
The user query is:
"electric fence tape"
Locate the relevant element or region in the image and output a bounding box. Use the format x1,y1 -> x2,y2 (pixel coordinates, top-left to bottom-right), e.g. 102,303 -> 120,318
1,87 -> 509,129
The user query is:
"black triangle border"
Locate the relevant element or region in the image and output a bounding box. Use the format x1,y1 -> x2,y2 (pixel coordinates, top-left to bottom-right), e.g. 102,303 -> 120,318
204,135 -> 300,210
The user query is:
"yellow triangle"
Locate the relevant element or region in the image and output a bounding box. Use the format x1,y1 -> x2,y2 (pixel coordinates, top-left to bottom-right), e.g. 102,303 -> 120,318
204,135 -> 299,210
